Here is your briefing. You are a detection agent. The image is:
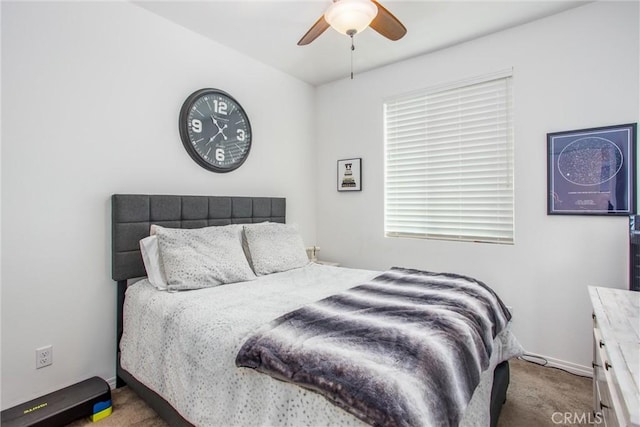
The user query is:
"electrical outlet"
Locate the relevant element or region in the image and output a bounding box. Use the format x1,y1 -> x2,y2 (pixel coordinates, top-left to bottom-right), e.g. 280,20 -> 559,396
36,345 -> 53,369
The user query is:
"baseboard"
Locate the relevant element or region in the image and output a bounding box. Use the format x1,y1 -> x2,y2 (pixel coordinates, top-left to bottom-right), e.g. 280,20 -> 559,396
520,352 -> 592,378
106,376 -> 117,390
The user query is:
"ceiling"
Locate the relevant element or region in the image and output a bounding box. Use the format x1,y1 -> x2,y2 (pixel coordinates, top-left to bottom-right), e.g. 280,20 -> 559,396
134,0 -> 589,86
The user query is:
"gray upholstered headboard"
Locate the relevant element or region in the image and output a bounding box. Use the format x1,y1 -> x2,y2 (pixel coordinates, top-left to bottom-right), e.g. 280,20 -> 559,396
111,194 -> 286,281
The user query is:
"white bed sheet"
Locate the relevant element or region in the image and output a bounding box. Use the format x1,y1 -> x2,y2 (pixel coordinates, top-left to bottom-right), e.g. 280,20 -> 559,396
120,264 -> 522,426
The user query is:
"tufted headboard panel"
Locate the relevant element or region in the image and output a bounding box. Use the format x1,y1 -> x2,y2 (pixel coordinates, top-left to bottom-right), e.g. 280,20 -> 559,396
111,194 -> 286,281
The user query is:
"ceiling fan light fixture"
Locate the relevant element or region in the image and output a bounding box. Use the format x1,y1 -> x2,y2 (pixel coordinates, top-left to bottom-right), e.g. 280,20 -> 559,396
324,0 -> 379,36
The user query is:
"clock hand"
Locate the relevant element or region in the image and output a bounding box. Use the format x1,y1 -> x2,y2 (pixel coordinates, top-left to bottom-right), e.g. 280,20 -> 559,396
209,116 -> 229,141
219,124 -> 228,141
212,127 -> 227,141
211,116 -> 222,131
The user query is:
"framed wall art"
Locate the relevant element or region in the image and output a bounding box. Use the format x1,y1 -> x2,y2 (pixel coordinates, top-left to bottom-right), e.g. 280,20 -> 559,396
547,123 -> 637,215
337,158 -> 362,192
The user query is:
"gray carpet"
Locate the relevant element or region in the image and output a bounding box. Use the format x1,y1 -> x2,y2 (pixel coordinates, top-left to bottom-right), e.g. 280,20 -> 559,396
68,358 -> 592,426
498,358 -> 593,427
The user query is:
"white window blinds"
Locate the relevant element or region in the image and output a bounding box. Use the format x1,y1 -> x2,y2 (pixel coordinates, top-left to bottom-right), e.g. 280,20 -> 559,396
384,71 -> 514,244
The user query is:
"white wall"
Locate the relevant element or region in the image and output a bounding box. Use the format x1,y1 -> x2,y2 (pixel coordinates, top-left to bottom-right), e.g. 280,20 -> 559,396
1,2 -> 316,409
315,1 -> 639,372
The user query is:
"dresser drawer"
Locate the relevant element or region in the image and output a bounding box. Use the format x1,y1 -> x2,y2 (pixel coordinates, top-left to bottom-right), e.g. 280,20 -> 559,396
594,380 -> 619,427
593,328 -> 618,426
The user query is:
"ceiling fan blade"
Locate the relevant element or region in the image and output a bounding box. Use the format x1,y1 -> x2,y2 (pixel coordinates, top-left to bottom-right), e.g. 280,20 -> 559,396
298,15 -> 330,46
370,0 -> 407,41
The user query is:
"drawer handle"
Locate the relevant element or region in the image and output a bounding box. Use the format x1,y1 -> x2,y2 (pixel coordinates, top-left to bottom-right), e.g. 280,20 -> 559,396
600,401 -> 609,410
605,361 -> 612,371
592,362 -> 600,369
599,340 -> 605,348
592,313 -> 596,320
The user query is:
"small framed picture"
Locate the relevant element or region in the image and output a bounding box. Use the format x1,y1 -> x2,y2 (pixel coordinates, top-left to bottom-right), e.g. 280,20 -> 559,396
547,123 -> 637,215
337,158 -> 362,192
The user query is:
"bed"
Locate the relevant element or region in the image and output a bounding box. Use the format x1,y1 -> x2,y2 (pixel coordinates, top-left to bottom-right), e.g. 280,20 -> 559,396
112,194 -> 522,427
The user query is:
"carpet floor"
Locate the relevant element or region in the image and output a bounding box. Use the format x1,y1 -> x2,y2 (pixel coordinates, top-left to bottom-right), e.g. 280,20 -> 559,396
68,358 -> 592,426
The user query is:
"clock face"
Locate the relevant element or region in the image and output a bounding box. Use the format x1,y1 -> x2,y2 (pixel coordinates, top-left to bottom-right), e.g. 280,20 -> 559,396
179,88 -> 252,173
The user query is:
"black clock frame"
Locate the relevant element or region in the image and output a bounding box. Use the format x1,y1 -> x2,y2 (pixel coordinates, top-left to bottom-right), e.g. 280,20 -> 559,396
178,88 -> 252,173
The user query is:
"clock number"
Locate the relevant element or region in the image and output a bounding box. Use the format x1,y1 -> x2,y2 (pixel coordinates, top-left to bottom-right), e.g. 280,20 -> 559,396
237,129 -> 245,141
213,100 -> 228,115
191,119 -> 202,133
215,148 -> 225,162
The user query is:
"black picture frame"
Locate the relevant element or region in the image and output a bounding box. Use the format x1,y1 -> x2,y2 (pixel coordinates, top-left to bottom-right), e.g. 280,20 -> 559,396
337,158 -> 362,192
547,123 -> 637,215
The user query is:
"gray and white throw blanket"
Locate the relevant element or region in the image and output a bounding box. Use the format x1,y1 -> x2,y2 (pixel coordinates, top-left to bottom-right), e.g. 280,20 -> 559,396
236,267 -> 512,427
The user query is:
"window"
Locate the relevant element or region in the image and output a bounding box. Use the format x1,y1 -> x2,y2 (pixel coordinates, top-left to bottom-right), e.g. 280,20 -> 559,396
384,70 -> 514,244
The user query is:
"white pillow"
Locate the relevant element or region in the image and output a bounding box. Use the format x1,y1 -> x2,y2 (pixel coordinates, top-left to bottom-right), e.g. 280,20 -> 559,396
154,224 -> 256,291
243,223 -> 310,275
241,222 -> 271,269
139,235 -> 168,290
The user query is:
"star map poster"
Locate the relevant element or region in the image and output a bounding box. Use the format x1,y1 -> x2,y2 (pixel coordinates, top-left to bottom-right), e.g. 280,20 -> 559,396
547,123 -> 637,215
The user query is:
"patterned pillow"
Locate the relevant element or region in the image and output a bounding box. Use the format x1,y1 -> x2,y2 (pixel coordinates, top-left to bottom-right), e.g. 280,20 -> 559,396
154,224 -> 256,291
243,223 -> 310,275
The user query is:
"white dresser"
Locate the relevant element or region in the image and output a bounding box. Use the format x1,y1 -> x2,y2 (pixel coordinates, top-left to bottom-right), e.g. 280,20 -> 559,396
589,286 -> 640,427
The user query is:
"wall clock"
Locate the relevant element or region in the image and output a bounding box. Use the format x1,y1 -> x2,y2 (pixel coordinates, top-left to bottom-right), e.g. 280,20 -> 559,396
179,88 -> 252,173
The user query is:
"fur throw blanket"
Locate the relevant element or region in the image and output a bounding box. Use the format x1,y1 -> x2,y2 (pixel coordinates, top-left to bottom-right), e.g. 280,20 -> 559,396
236,268 -> 512,427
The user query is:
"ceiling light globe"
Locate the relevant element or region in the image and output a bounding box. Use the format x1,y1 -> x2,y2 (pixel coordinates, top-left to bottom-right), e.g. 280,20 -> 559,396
324,0 -> 379,36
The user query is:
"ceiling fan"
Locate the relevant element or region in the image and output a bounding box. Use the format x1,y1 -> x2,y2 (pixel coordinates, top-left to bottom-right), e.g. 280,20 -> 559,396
297,0 -> 407,46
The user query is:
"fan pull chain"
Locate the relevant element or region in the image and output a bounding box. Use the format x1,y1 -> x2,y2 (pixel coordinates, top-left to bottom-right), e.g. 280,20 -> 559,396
350,35 -> 355,80
347,29 -> 356,80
